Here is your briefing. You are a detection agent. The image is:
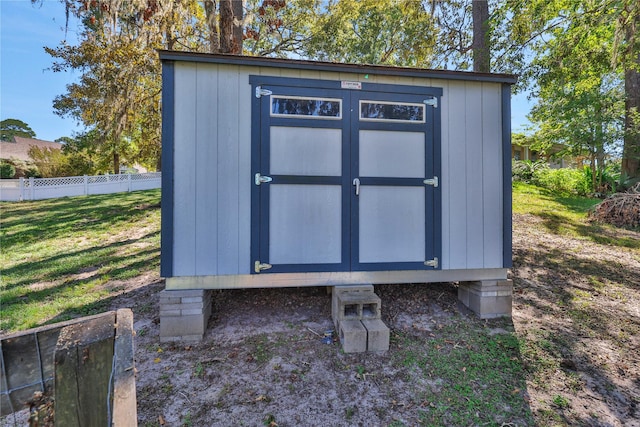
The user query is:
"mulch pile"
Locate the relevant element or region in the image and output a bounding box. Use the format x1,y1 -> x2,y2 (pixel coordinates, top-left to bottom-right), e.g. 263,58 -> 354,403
589,182 -> 640,228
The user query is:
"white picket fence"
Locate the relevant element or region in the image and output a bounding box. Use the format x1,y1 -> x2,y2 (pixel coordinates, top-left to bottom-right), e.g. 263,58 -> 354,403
0,173 -> 161,202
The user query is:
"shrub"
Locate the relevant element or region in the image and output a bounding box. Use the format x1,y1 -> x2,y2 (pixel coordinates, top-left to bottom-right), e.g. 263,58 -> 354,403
532,167 -> 590,197
512,160 -> 547,183
0,161 -> 16,179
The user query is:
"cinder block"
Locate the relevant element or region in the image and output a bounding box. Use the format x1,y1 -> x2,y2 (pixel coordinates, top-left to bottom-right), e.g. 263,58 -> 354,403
333,284 -> 374,295
159,296 -> 182,304
159,289 -> 212,341
338,320 -> 367,353
161,302 -> 205,312
458,280 -> 513,319
160,314 -> 207,341
181,297 -> 204,304
361,319 -> 390,352
332,288 -> 381,329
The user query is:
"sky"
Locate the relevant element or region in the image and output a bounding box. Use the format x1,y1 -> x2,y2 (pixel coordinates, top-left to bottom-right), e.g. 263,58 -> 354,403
1,0 -> 83,142
0,0 -> 533,143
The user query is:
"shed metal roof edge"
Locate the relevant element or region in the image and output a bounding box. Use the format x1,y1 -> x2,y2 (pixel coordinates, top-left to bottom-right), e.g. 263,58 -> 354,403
158,50 -> 518,85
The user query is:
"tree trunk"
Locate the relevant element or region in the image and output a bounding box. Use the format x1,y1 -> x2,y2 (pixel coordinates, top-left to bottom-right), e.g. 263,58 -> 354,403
113,152 -> 120,175
472,0 -> 490,73
232,0 -> 244,54
204,0 -> 220,53
621,63 -> 640,180
219,0 -> 234,53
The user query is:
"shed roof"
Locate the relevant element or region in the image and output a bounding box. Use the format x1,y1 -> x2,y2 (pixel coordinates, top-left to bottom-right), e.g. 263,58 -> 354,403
158,50 -> 518,85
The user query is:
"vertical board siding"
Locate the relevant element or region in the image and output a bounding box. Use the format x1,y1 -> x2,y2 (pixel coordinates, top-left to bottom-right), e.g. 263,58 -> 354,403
194,63 -> 219,275
482,83 -> 504,268
439,80 -> 504,270
173,64 -> 198,275
465,83 -> 485,268
446,82 -> 468,269
216,65 -> 241,275
439,81 -> 450,270
238,72 -> 252,275
171,63 -> 507,277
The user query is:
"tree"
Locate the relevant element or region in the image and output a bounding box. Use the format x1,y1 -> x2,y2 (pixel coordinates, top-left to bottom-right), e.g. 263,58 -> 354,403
0,119 -> 36,141
619,5 -> 640,179
472,0 -> 490,72
28,146 -> 70,177
303,0 -> 437,66
0,161 -> 16,179
503,0 -> 640,181
42,0 -> 210,173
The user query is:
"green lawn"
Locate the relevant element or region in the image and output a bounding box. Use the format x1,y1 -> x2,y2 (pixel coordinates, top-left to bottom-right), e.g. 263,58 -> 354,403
0,190 -> 161,333
512,181 -> 638,248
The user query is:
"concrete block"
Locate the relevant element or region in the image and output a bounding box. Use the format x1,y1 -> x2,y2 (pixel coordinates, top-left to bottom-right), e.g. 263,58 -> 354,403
159,309 -> 181,317
332,288 -> 381,329
458,280 -> 513,319
159,289 -> 212,341
333,284 -> 374,295
160,314 -> 207,341
361,319 -> 390,352
338,320 -> 367,353
159,296 -> 182,304
181,297 -> 204,304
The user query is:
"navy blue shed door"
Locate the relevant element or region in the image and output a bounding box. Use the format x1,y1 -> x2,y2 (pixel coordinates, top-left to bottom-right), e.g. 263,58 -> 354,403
250,76 -> 441,274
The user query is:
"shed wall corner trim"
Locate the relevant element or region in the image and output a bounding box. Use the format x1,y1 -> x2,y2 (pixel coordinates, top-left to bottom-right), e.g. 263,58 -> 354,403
160,61 -> 175,277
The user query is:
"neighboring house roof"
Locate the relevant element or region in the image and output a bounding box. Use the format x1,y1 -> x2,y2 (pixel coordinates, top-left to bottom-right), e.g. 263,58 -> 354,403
0,136 -> 63,162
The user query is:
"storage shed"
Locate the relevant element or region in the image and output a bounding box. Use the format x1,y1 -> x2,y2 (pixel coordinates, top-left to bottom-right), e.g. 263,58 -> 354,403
158,51 -> 517,341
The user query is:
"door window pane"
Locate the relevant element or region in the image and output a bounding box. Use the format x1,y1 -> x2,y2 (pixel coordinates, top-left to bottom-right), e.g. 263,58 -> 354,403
271,96 -> 341,119
360,101 -> 425,123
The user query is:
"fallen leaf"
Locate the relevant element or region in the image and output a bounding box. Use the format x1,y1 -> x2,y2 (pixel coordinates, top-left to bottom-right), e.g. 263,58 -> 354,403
157,348 -> 163,353
512,388 -> 521,394
158,415 -> 165,425
462,367 -> 467,373
154,357 -> 161,363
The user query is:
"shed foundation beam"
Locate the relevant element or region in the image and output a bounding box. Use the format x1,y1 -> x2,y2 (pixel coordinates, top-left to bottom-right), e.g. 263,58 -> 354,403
159,289 -> 212,342
457,279 -> 513,319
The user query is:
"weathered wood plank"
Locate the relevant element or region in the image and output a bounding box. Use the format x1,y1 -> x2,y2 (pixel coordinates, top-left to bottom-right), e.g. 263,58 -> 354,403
112,309 -> 136,427
0,312 -> 116,416
54,312 -> 116,427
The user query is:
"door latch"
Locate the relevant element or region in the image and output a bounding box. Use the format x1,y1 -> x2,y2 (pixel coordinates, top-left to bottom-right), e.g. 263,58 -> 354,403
352,178 -> 360,196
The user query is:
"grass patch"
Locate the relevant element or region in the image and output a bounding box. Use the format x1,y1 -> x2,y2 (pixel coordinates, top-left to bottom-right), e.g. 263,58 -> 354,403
512,182 -> 639,249
0,190 -> 161,333
393,320 -> 534,426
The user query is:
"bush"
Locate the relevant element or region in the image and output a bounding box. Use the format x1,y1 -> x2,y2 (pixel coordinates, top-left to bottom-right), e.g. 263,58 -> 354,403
0,161 -> 16,179
512,160 -> 547,183
532,167 -> 590,197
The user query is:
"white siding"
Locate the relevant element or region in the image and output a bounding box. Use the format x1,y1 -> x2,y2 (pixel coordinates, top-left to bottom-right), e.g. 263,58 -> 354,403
171,63 -> 506,276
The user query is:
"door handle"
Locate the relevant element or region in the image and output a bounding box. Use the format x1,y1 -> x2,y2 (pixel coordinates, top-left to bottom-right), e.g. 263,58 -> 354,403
352,178 -> 360,196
